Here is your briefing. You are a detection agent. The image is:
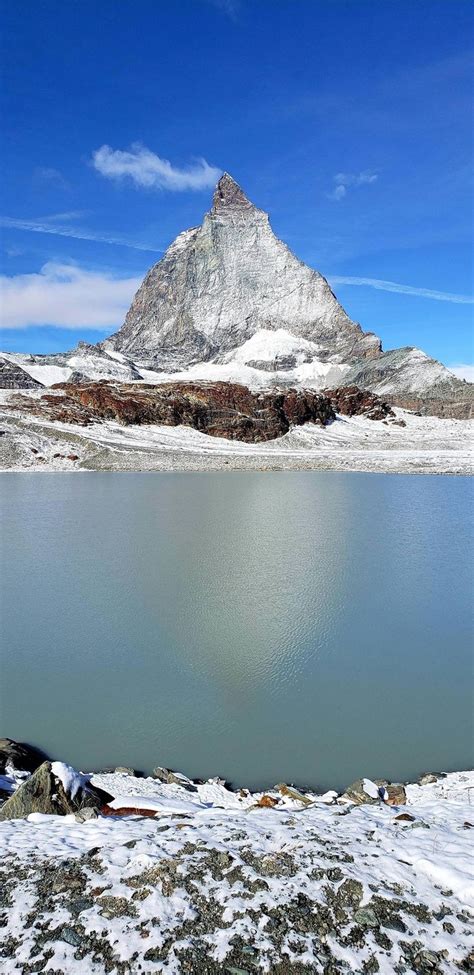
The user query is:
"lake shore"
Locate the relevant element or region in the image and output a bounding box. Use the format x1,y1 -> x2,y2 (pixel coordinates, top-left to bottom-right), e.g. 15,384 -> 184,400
1,754 -> 473,975
1,397 -> 472,475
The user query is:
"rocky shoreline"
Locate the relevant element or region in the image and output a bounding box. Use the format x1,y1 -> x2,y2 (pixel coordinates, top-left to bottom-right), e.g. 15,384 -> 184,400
0,740 -> 473,974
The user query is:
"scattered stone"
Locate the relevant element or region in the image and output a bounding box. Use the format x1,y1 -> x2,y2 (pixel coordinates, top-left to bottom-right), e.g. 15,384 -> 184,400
419,773 -> 441,786
276,783 -> 312,805
255,794 -> 279,808
354,907 -> 379,927
394,812 -> 415,822
74,806 -> 99,823
385,784 -> 407,806
59,925 -> 83,947
97,896 -> 138,919
334,879 -> 363,910
101,804 -> 157,818
342,779 -> 384,805
113,767 -> 137,776
152,766 -> 198,791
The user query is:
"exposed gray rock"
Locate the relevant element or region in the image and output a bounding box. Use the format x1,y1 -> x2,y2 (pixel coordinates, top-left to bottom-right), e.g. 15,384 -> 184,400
106,173 -> 381,370
343,347 -> 473,418
0,357 -> 43,389
0,761 -> 112,821
341,779 -> 385,805
152,766 -> 198,792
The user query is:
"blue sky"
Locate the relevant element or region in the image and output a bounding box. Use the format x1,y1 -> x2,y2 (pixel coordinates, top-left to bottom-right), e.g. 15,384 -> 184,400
1,0 -> 472,375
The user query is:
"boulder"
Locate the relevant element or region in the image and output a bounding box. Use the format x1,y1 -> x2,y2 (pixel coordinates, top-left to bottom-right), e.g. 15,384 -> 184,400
419,773 -> 441,786
384,784 -> 407,806
275,783 -> 313,805
341,778 -> 385,805
255,794 -> 280,808
0,737 -> 48,774
0,761 -> 112,821
152,767 -> 197,792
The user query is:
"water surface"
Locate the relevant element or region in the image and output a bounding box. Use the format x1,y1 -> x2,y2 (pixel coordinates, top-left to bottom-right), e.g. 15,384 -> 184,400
1,472 -> 472,790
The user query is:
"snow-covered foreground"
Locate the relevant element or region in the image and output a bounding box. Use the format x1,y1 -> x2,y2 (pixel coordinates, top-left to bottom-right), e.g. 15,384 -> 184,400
1,770 -> 473,973
1,392 -> 472,474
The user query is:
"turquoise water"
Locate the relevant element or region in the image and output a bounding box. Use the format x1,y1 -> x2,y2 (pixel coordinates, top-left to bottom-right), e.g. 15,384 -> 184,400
1,472 -> 472,790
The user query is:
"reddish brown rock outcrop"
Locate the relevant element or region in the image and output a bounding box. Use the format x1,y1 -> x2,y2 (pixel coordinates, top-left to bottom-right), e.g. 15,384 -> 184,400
10,381 -> 397,443
12,380 -> 335,442
324,386 -> 394,420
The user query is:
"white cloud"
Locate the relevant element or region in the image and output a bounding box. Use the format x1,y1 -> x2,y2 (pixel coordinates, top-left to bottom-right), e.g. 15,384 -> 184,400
329,275 -> 474,304
0,263 -> 141,329
0,216 -> 161,253
335,171 -> 378,187
92,144 -> 221,191
448,364 -> 474,382
46,211 -> 88,222
328,170 -> 378,200
330,184 -> 347,201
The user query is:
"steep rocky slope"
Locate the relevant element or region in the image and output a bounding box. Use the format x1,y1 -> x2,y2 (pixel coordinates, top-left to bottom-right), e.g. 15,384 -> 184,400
105,173 -> 381,370
0,357 -> 44,389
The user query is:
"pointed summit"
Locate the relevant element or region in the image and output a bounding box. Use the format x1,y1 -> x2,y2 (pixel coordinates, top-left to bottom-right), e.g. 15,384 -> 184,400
213,172 -> 253,211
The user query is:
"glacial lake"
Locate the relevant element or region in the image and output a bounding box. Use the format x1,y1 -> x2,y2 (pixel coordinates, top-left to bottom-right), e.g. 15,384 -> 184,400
1,472 -> 472,791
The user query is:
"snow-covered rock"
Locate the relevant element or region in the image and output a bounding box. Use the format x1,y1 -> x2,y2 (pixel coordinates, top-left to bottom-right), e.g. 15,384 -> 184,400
105,172 -> 381,370
0,343 -> 143,388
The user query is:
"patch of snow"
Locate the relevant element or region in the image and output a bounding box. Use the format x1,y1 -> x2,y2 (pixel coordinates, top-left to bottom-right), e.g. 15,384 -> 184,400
362,777 -> 380,799
51,761 -> 89,799
0,769 -> 472,973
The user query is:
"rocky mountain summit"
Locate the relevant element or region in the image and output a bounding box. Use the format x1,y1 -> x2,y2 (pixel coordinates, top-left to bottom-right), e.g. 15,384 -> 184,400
105,172 -> 381,371
98,172 -> 471,417
1,173 -> 472,423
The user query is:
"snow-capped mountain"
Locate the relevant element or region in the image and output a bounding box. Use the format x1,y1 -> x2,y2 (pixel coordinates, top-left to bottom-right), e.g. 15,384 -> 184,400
1,174 -> 472,417
104,172 -> 381,370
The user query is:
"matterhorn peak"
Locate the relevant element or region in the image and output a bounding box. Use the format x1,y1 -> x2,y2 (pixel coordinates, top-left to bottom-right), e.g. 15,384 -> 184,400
212,172 -> 253,211
107,173 -> 385,371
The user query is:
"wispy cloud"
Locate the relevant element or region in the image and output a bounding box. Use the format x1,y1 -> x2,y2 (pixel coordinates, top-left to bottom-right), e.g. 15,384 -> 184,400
92,144 -> 221,191
34,167 -> 70,190
328,171 -> 378,201
0,216 -> 162,253
45,210 -> 89,223
448,364 -> 474,383
329,275 -> 474,304
0,263 -> 141,329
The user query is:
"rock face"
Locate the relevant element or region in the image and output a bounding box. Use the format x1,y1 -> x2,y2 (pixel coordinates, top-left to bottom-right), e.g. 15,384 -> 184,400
344,347 -> 473,419
0,738 -> 47,774
105,173 -> 381,371
13,380 -> 339,442
0,761 -> 112,821
0,357 -> 44,389
324,386 -> 394,420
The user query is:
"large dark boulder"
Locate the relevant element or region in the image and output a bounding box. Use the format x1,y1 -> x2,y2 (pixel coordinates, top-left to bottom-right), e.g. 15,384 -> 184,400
0,737 -> 48,774
0,761 -> 112,821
